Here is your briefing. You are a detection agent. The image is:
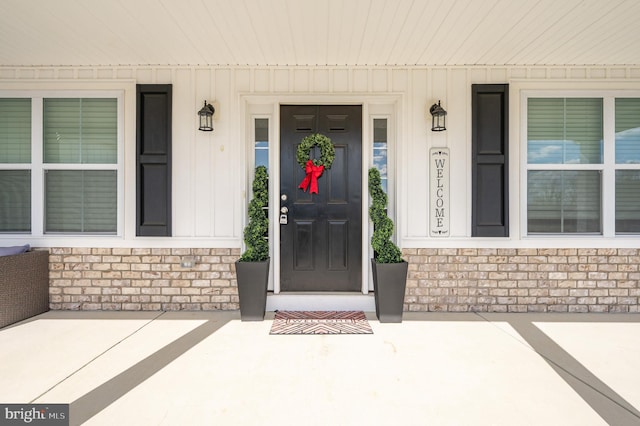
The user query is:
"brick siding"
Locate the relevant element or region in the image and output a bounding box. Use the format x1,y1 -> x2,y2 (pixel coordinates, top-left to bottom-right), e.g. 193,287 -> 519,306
47,247 -> 640,312
403,248 -> 640,313
48,248 -> 240,311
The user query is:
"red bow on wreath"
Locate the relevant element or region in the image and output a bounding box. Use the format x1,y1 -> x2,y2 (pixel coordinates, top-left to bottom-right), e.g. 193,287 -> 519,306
298,160 -> 325,194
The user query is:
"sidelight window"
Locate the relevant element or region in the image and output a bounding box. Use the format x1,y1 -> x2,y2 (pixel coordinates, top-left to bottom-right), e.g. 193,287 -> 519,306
254,118 -> 269,170
373,118 -> 388,193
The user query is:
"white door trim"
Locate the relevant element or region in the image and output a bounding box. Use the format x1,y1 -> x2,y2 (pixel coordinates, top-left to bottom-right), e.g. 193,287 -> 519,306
242,94 -> 402,307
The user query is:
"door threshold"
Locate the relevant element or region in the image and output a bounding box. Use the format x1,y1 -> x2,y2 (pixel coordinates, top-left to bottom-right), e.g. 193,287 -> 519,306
266,293 -> 375,312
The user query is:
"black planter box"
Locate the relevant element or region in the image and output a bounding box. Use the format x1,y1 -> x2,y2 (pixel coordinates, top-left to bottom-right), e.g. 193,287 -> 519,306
371,260 -> 408,323
235,259 -> 270,321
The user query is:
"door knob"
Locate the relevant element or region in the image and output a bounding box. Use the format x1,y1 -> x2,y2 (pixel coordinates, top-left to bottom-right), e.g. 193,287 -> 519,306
280,207 -> 289,214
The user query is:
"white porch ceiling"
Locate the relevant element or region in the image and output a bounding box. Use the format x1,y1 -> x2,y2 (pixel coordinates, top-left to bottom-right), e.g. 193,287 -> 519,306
1,0 -> 639,68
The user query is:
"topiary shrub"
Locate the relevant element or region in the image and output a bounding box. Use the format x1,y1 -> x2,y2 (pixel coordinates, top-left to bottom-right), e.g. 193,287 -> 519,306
368,167 -> 403,263
239,166 -> 269,262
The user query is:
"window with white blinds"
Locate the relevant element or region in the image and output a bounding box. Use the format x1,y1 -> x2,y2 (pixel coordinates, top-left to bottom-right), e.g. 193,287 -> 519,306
0,98 -> 32,232
527,98 -> 603,234
45,170 -> 117,233
44,98 -> 117,164
527,170 -> 601,233
528,98 -> 602,164
615,98 -> 640,233
0,94 -> 119,235
615,99 -> 640,164
526,95 -> 640,236
43,98 -> 117,234
0,99 -> 31,164
0,170 -> 31,232
616,170 -> 640,233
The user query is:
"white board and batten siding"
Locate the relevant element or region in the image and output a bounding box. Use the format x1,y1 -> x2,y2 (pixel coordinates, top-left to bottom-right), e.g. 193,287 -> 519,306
2,66 -> 640,249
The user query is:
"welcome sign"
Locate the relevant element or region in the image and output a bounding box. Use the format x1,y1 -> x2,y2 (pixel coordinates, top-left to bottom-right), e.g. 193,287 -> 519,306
430,148 -> 450,237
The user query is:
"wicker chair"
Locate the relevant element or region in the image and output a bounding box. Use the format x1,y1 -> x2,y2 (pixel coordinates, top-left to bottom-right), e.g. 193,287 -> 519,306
0,250 -> 49,329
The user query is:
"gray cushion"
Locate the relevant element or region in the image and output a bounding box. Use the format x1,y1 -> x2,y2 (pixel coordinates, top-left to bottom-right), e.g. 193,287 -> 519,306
0,244 -> 30,256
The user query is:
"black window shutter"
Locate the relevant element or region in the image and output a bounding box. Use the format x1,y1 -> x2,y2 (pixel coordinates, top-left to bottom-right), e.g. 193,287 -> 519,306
136,84 -> 172,236
472,84 -> 509,237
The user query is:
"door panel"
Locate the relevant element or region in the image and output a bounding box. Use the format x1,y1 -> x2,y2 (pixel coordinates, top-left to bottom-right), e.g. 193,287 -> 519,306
280,105 -> 362,292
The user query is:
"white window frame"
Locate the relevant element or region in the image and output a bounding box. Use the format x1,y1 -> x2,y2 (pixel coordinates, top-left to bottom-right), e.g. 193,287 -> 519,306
243,95 -> 401,296
0,90 -> 125,238
369,106 -> 397,291
520,89 -> 640,239
249,112 -> 274,291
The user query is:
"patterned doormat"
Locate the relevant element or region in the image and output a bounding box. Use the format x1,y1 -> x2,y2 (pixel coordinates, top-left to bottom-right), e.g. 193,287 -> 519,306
269,311 -> 373,335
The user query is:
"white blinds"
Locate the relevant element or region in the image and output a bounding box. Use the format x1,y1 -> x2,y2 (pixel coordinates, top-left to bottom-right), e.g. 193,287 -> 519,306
527,98 -> 604,234
42,98 -> 118,234
0,98 -> 31,163
43,98 -> 117,164
615,98 -> 640,164
1,95 -> 119,235
45,170 -> 117,233
0,99 -> 31,232
0,170 -> 31,232
528,98 -> 602,164
615,99 -> 640,232
528,170 -> 601,233
616,170 -> 640,233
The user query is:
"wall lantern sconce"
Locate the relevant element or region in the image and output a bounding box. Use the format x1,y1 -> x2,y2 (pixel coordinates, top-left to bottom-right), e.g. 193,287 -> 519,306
429,100 -> 447,132
198,101 -> 215,132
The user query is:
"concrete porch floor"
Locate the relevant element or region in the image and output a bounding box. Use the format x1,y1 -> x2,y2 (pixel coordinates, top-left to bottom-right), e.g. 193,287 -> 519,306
1,311 -> 639,426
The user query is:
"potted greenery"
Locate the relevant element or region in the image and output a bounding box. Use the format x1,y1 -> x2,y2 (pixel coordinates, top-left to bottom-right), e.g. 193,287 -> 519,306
369,167 -> 408,323
235,165 -> 270,321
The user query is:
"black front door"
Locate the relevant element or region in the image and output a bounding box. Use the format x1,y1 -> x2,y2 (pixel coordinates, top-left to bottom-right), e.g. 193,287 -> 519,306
280,105 -> 362,292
